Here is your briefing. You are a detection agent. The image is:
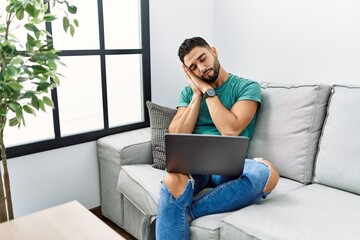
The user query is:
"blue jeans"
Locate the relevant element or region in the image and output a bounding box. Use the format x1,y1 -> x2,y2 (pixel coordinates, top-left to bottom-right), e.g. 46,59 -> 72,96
155,159 -> 271,240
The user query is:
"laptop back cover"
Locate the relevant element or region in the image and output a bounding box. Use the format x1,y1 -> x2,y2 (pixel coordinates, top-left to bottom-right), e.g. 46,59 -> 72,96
165,133 -> 249,176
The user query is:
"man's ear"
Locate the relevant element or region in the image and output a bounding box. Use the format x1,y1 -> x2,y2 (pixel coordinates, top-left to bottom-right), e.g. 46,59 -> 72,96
210,47 -> 218,58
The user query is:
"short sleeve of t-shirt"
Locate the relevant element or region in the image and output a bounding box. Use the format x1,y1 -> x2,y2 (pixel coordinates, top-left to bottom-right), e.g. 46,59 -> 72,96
234,78 -> 262,109
178,86 -> 193,108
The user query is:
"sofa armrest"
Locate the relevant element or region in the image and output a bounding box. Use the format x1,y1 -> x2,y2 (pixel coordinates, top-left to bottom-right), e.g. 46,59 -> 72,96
96,127 -> 152,227
97,127 -> 152,166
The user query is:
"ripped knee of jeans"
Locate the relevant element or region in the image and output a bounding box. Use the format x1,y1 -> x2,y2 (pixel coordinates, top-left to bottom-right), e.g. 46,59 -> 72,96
161,173 -> 194,198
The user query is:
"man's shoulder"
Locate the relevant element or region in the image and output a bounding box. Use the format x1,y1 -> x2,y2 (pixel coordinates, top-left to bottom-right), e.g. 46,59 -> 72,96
228,74 -> 260,89
178,85 -> 193,107
181,85 -> 193,96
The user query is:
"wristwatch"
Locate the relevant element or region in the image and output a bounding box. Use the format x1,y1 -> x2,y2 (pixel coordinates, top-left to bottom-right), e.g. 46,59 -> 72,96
203,89 -> 216,99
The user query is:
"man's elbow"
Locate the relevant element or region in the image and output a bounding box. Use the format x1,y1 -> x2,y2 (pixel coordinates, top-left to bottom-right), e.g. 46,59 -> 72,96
221,128 -> 242,136
168,124 -> 176,133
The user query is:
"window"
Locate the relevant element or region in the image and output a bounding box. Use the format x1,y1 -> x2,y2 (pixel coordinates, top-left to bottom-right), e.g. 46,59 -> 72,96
6,0 -> 151,158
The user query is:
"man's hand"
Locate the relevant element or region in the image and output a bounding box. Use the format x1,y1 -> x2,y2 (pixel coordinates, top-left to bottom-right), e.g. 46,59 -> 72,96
182,64 -> 212,94
168,65 -> 206,134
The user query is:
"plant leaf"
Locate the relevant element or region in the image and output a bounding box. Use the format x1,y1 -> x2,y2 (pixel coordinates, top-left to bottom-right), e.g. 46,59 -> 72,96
9,117 -> 20,127
26,42 -> 34,53
15,107 -> 23,123
21,91 -> 35,100
48,59 -> 57,70
70,24 -> 75,37
43,96 -> 54,108
9,56 -> 24,65
32,65 -> 48,74
27,33 -> 37,46
31,96 -> 40,110
7,81 -> 23,91
25,4 -> 36,18
9,102 -> 20,112
31,18 -> 44,24
16,9 -> 24,20
43,14 -> 57,22
52,75 -> 60,85
4,66 -> 18,80
23,105 -> 36,116
68,5 -> 77,14
24,23 -> 39,33
63,17 -> 70,32
1,43 -> 16,55
73,19 -> 79,27
38,99 -> 46,112
36,82 -> 51,91
0,25 -> 6,33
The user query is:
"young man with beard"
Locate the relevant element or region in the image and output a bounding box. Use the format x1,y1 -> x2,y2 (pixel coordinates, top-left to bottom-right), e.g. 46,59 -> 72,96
156,37 -> 279,240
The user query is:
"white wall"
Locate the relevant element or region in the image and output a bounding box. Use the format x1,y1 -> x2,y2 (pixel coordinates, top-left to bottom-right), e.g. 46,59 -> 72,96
7,0 -> 360,217
8,142 -> 100,217
150,0 -> 214,108
214,0 -> 360,85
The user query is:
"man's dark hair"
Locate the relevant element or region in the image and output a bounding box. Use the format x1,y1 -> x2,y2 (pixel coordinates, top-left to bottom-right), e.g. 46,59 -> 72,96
178,37 -> 211,63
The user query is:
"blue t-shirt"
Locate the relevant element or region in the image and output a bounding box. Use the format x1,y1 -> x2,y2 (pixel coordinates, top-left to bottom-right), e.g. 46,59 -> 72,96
177,74 -> 261,139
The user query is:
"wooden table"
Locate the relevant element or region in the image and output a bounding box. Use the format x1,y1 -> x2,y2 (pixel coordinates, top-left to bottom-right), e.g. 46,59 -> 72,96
0,201 -> 125,240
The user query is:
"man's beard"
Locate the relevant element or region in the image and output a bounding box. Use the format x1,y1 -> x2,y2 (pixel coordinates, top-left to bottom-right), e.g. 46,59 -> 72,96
201,58 -> 220,83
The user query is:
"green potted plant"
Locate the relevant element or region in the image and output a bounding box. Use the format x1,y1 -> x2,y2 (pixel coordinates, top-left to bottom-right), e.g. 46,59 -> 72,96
0,0 -> 78,222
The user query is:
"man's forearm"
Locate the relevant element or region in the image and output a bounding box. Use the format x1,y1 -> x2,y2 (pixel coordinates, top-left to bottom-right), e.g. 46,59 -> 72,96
205,97 -> 258,136
168,94 -> 202,134
205,97 -> 240,135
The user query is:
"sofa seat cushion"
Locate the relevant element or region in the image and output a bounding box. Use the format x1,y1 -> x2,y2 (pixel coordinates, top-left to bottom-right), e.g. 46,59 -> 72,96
189,177 -> 302,239
220,184 -> 360,240
189,176 -> 300,240
190,213 -> 230,240
118,164 -> 164,215
117,164 -> 304,238
266,177 -> 304,200
190,177 -> 303,239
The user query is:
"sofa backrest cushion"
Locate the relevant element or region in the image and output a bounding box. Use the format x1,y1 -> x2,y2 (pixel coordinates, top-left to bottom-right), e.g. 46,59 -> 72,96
248,83 -> 332,184
313,85 -> 360,195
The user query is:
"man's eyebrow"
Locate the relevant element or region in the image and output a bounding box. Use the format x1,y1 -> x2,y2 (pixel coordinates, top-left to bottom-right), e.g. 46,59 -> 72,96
197,53 -> 206,61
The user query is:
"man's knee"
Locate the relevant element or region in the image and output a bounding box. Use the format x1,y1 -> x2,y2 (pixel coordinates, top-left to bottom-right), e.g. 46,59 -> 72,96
255,159 -> 279,192
245,159 -> 279,193
163,173 -> 190,198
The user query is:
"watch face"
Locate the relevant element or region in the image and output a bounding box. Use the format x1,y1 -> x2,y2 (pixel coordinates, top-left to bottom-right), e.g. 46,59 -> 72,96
207,89 -> 216,97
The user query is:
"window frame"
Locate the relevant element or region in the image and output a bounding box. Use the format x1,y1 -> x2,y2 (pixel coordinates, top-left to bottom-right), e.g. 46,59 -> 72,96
7,0 -> 151,158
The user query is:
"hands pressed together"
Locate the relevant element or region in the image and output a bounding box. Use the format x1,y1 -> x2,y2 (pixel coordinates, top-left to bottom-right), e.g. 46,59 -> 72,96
182,64 -> 211,96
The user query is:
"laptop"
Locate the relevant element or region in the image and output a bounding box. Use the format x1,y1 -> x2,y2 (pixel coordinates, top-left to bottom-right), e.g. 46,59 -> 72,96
165,133 -> 249,176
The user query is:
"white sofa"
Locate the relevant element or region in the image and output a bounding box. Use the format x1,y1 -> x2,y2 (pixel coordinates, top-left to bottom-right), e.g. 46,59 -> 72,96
97,82 -> 360,239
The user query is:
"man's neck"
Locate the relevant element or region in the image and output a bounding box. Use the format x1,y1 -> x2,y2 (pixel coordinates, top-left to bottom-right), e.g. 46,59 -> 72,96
210,67 -> 229,89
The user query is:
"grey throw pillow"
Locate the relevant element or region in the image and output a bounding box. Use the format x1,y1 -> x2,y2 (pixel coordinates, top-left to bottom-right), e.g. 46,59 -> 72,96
146,101 -> 177,170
